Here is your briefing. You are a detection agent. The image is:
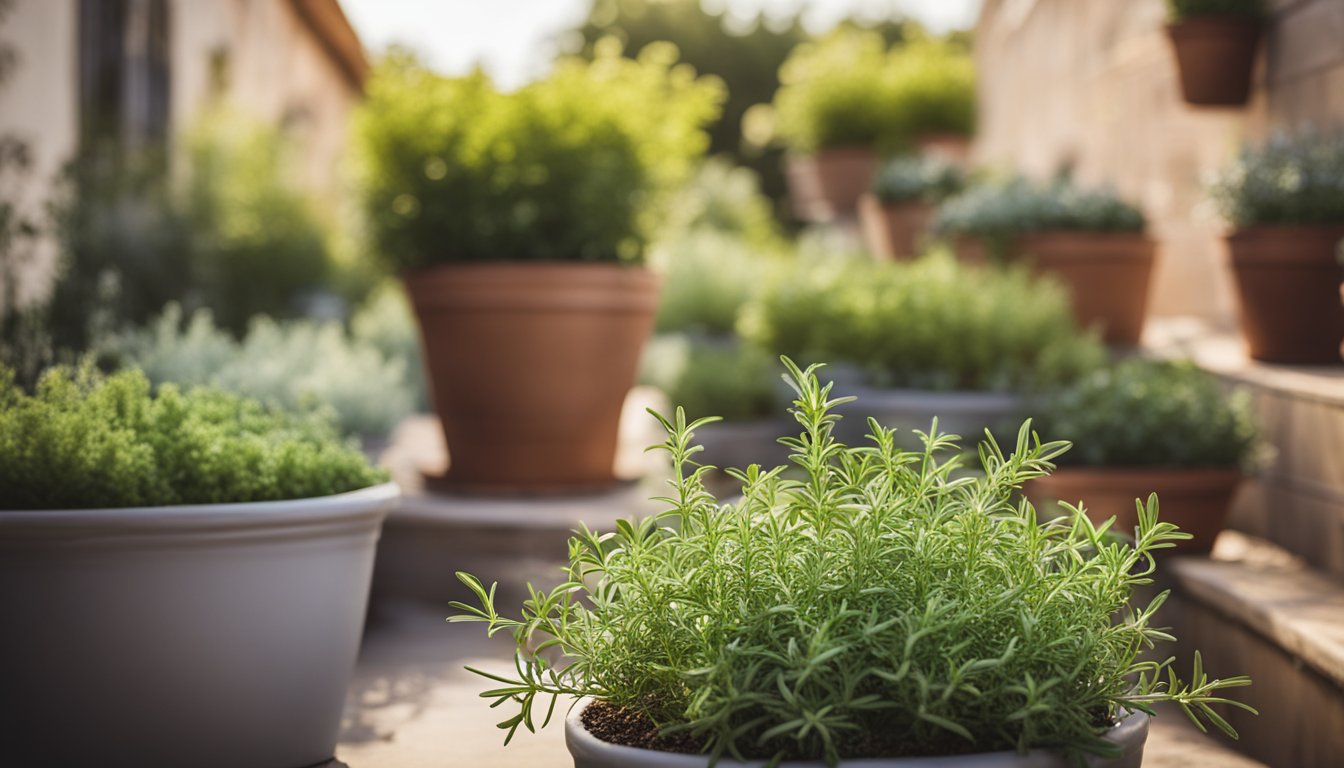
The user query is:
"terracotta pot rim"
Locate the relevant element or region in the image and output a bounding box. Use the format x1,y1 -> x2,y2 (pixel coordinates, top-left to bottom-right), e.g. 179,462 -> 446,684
1167,16 -> 1264,34
1018,231 -> 1154,243
402,260 -> 653,279
864,195 -> 934,210
1226,224 -> 1344,239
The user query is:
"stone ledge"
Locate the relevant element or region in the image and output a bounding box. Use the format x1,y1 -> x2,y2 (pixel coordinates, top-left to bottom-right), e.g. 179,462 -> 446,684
1173,531 -> 1344,690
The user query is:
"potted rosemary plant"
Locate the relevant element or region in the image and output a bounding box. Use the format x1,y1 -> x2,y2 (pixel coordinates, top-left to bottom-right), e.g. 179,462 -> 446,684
1024,359 -> 1259,554
740,252 -> 1104,449
0,365 -> 397,768
450,360 -> 1254,767
1212,130 -> 1344,364
1166,0 -> 1266,107
859,154 -> 964,261
354,45 -> 722,492
935,178 -> 1154,346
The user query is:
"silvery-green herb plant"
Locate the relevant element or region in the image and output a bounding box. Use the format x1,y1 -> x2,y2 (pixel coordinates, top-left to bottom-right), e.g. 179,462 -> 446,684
449,360 -> 1254,765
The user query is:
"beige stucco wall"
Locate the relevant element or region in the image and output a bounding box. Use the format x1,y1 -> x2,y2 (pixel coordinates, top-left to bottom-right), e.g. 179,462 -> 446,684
0,1 -> 78,306
0,0 -> 363,306
974,0 -> 1344,326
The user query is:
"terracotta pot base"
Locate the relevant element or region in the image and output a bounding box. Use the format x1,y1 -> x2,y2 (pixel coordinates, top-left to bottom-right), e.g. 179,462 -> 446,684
1024,467 -> 1242,554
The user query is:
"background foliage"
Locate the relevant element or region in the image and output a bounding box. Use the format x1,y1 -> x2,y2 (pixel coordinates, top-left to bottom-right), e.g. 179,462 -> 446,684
1211,130 -> 1344,227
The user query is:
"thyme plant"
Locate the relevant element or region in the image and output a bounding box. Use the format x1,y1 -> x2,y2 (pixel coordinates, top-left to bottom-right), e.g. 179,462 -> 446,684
450,361 -> 1253,764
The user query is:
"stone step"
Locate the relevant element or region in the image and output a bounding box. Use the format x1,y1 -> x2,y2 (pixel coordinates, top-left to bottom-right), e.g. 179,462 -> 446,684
1165,531 -> 1344,768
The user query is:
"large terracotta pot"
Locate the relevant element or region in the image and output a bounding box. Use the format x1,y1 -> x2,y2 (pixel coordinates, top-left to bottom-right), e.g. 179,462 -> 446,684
566,698 -> 1150,768
951,233 -> 1156,346
0,483 -> 400,768
1167,17 -> 1262,107
785,145 -> 879,222
1024,467 -> 1241,554
858,194 -> 934,260
1226,226 -> 1344,365
1017,233 -> 1157,347
404,262 -> 660,493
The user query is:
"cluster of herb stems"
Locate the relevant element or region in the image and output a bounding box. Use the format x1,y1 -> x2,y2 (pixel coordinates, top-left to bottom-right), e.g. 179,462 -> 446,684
450,359 -> 1253,766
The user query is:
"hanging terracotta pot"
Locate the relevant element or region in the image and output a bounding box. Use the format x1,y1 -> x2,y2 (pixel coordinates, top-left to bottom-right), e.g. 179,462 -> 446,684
1025,467 -> 1241,555
404,262 -> 660,493
1167,17 -> 1263,107
1226,226 -> 1344,364
785,145 -> 878,222
858,194 -> 934,260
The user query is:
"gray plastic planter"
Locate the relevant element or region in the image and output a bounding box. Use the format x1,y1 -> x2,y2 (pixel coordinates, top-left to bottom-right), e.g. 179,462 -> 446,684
696,419 -> 793,472
0,482 -> 400,768
831,385 -> 1026,450
566,699 -> 1150,768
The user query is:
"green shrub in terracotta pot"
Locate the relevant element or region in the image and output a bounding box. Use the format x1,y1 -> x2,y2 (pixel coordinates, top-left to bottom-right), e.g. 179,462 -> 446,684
0,364 -> 397,768
740,251 -> 1104,448
773,33 -> 973,222
354,43 -> 723,492
1211,130 -> 1344,364
450,361 -> 1254,767
935,178 -> 1155,346
1166,0 -> 1266,106
859,154 -> 965,261
1024,359 -> 1259,554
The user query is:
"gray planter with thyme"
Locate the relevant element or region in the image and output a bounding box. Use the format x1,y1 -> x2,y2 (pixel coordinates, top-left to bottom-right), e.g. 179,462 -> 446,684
566,700 -> 1150,768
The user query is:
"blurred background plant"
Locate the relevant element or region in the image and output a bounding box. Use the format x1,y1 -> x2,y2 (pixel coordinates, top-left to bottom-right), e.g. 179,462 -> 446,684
100,296 -> 422,439
640,335 -> 777,423
1211,129 -> 1344,227
741,250 -> 1106,392
1032,359 -> 1260,469
871,153 -> 966,203
1167,0 -> 1267,21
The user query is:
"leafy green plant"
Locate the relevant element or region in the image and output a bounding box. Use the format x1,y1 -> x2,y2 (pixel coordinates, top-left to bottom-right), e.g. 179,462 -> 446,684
640,336 -> 777,422
354,44 -> 723,272
773,33 -> 974,155
935,177 -> 1146,242
652,229 -> 782,336
740,252 -> 1105,392
0,363 -> 387,510
886,39 -> 976,141
101,304 -> 417,438
871,154 -> 965,204
772,29 -> 902,154
1168,0 -> 1266,21
449,360 -> 1254,764
1033,359 -> 1258,469
1210,130 -> 1344,228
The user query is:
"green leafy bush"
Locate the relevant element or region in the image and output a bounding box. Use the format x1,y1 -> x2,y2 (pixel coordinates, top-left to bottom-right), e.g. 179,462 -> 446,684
773,33 -> 974,154
935,178 -> 1146,241
658,158 -> 784,250
354,45 -> 723,271
182,110 -> 333,334
640,336 -> 777,422
887,40 -> 976,141
741,252 -> 1105,392
1168,0 -> 1266,21
450,362 -> 1253,764
652,229 -> 782,336
871,154 -> 965,204
0,364 -> 387,510
102,304 -> 417,438
1034,359 -> 1258,468
1211,130 -> 1344,228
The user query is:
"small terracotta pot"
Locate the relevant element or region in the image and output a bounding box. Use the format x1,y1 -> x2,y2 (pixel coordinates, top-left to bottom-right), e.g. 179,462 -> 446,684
1024,467 -> 1242,554
1226,226 -> 1344,365
1018,233 -> 1157,346
951,232 -> 1156,346
1167,17 -> 1262,107
916,133 -> 973,166
858,195 -> 934,260
785,146 -> 879,222
403,262 -> 660,493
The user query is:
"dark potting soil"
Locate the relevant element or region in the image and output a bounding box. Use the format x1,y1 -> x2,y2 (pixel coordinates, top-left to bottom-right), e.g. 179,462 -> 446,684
580,700 -> 1021,760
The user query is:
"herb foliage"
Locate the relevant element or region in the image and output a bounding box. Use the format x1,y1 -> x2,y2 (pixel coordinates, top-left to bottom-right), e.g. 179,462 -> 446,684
450,360 -> 1253,765
1211,130 -> 1344,228
0,364 -> 387,509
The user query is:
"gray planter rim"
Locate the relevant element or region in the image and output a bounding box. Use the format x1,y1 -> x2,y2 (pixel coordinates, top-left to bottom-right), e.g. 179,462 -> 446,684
565,697 -> 1150,767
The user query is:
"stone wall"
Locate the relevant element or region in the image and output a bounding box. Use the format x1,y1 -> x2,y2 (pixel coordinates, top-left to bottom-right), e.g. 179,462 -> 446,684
973,0 -> 1344,326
